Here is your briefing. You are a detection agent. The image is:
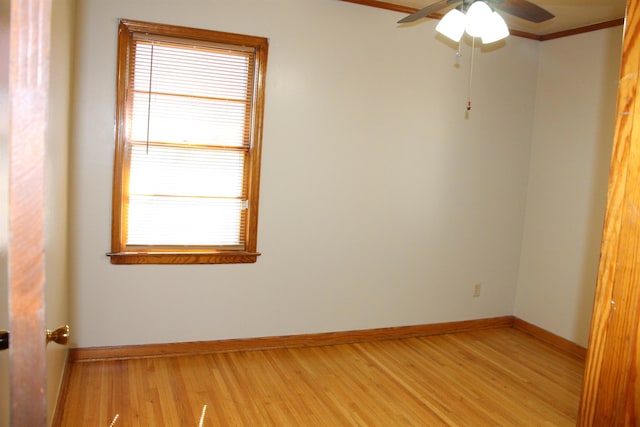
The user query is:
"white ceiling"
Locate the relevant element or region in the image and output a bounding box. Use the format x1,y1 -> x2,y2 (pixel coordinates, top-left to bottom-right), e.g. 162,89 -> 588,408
380,0 -> 627,36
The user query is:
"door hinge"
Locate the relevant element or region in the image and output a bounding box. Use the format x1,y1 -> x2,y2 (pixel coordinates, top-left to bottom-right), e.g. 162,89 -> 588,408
0,330 -> 8,351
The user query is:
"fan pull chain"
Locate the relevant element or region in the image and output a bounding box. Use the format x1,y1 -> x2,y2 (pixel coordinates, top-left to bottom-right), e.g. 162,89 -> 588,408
467,36 -> 476,111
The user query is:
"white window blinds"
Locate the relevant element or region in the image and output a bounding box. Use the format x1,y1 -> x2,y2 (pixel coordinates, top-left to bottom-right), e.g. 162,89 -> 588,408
125,36 -> 256,248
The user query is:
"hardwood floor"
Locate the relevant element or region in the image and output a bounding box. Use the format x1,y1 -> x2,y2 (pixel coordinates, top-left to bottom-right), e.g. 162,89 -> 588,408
54,327 -> 584,426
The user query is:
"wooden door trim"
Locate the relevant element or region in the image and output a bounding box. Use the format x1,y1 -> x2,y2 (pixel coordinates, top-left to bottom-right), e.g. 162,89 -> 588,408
578,0 -> 640,424
8,0 -> 52,425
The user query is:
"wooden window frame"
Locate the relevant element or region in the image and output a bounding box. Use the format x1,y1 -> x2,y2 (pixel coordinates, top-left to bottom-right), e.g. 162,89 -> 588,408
108,19 -> 268,265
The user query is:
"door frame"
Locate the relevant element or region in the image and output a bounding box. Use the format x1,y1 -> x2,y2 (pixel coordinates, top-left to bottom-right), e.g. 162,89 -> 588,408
577,0 -> 640,424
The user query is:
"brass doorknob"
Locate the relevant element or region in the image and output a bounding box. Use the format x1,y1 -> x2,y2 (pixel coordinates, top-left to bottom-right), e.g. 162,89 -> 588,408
46,325 -> 69,346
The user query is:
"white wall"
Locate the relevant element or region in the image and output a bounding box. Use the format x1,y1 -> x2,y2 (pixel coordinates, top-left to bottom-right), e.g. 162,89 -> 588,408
45,1 -> 75,423
515,27 -> 622,346
70,0 -> 539,347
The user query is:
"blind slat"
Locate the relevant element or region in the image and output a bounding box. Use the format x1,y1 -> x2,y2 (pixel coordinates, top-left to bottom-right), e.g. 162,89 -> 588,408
132,42 -> 251,100
128,143 -> 245,197
130,92 -> 248,146
127,196 -> 244,246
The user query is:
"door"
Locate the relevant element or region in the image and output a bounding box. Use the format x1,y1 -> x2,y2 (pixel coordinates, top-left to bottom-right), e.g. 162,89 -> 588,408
577,0 -> 640,424
1,3 -> 11,426
2,0 -> 53,426
0,0 -> 10,421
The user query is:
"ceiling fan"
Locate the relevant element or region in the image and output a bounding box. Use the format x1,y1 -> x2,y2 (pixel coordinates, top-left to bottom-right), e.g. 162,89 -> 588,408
398,0 -> 555,24
398,0 -> 554,112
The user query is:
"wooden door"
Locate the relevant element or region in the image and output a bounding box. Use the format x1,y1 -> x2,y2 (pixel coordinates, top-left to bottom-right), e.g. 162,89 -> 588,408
6,0 -> 52,426
578,0 -> 640,425
1,2 -> 11,425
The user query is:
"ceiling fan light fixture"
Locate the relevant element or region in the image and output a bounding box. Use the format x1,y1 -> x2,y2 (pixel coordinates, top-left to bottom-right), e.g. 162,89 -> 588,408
481,11 -> 510,44
435,8 -> 466,42
465,1 -> 493,38
434,1 -> 510,44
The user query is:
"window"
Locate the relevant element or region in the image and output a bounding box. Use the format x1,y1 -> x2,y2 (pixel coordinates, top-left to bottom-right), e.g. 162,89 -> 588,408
109,19 -> 268,264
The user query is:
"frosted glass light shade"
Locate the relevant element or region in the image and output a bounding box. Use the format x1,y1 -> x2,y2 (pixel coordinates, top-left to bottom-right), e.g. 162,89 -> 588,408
465,1 -> 492,37
435,1 -> 510,45
435,8 -> 466,42
481,11 -> 510,43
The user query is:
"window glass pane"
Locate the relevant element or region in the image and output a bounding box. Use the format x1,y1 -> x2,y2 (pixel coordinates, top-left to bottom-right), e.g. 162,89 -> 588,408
128,143 -> 245,197
130,92 -> 247,146
127,196 -> 243,246
133,42 -> 250,100
125,37 -> 250,247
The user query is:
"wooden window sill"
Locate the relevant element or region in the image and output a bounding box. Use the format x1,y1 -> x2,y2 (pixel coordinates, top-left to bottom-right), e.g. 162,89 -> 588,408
107,251 -> 260,265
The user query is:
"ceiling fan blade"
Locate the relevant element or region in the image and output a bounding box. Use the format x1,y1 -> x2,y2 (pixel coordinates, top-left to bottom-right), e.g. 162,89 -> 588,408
490,0 -> 554,23
397,0 -> 462,24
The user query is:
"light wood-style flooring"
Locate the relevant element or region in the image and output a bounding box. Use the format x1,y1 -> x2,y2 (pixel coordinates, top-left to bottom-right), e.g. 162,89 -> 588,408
55,327 -> 584,426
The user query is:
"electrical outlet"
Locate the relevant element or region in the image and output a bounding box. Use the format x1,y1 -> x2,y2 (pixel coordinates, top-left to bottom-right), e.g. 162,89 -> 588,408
473,283 -> 482,297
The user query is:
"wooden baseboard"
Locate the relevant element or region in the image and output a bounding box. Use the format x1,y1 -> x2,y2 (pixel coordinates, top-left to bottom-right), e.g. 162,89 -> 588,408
69,316 -> 515,362
69,316 -> 586,362
512,318 -> 587,360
